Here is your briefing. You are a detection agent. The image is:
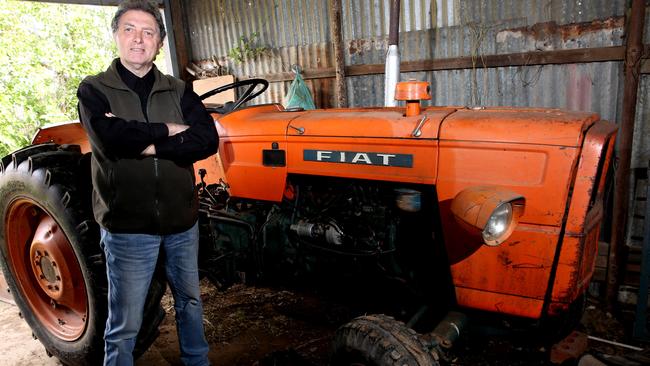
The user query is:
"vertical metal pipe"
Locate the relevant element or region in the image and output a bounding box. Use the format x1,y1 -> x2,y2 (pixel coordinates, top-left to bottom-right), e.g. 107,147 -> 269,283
330,0 -> 348,108
384,0 -> 401,107
606,0 -> 646,310
387,0 -> 400,46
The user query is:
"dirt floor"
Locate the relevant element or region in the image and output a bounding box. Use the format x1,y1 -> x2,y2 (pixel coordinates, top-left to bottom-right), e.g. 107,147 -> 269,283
1,280 -> 650,365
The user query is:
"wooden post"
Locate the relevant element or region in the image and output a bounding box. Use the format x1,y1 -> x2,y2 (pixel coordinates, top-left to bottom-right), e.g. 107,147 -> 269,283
329,0 -> 348,108
606,0 -> 646,310
165,0 -> 192,81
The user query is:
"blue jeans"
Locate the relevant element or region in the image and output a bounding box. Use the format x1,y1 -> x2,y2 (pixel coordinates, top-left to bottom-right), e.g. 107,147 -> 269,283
100,222 -> 209,366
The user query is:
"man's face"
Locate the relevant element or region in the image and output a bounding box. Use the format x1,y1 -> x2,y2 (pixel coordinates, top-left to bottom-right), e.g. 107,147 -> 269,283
114,10 -> 162,75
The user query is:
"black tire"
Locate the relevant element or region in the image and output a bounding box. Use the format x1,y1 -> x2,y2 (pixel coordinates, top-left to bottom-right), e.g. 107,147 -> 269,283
331,314 -> 439,366
0,143 -> 165,365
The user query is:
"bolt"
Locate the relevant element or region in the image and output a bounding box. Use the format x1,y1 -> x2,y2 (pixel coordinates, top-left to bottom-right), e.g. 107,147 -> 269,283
39,274 -> 45,279
32,332 -> 37,340
35,250 -> 41,256
18,311 -> 22,319
43,251 -> 49,257
51,261 -> 56,267
47,285 -> 53,290
50,299 -> 57,309
389,350 -> 402,360
34,259 -> 40,266
55,275 -> 61,281
53,285 -> 59,291
57,318 -> 66,326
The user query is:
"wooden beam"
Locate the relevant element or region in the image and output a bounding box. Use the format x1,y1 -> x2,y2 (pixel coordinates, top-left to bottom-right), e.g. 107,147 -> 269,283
264,68 -> 335,83
167,0 -> 192,81
255,45 -> 649,82
346,46 -> 627,76
329,0 -> 348,107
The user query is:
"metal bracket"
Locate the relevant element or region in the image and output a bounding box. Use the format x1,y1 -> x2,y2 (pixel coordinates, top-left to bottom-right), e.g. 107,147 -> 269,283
412,116 -> 428,137
289,125 -> 305,135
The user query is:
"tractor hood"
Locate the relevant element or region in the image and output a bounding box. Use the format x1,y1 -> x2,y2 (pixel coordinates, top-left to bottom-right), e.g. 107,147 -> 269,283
283,108 -> 454,139
216,105 -> 598,147
216,105 -> 453,140
440,108 -> 600,147
211,104 -> 602,203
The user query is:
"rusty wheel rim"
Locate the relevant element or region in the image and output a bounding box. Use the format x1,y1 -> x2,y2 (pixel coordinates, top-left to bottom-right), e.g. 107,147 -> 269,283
5,198 -> 88,341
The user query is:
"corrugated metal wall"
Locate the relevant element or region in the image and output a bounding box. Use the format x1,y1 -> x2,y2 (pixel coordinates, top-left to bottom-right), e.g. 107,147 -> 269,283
184,0 -> 648,168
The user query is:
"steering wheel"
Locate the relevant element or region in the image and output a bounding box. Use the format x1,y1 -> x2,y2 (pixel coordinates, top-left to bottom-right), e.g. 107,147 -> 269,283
199,78 -> 269,114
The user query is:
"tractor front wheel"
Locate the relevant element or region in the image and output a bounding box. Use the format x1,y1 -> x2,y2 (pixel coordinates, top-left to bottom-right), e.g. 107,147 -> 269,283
331,314 -> 440,366
0,143 -> 164,365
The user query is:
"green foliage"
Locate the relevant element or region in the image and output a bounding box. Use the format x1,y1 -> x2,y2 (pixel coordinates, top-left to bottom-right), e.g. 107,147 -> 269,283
227,32 -> 267,64
0,0 -> 116,157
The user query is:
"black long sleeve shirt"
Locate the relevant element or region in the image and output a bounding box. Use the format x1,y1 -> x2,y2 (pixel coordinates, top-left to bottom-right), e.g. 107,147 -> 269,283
77,61 -> 217,164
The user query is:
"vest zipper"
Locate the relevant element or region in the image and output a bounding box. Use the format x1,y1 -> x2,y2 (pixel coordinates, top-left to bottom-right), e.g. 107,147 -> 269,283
143,87 -> 163,232
146,90 -> 162,232
154,157 -> 161,230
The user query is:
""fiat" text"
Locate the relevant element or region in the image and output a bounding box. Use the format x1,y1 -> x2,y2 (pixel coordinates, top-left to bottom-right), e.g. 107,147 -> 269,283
303,150 -> 413,167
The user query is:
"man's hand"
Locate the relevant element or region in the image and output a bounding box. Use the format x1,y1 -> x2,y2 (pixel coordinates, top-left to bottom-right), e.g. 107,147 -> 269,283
166,123 -> 189,136
141,144 -> 156,156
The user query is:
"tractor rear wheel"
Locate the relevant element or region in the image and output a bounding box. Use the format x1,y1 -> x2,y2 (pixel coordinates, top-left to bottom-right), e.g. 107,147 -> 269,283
0,143 -> 165,365
331,314 -> 439,366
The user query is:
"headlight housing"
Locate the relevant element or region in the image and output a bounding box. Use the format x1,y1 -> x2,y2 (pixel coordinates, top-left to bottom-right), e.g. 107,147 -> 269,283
451,187 -> 525,246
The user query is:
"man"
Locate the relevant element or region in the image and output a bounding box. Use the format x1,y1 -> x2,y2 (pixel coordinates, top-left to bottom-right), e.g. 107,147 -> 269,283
77,1 -> 216,365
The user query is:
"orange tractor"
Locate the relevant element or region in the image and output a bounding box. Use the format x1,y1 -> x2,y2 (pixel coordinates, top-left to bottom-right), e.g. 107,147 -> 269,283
0,79 -> 616,365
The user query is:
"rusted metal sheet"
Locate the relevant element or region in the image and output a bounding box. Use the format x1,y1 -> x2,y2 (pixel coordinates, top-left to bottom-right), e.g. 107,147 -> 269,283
185,1 -> 632,113
0,272 -> 14,305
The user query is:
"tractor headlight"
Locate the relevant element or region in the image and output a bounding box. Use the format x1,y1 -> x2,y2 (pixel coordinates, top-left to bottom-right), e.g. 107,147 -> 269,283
482,203 -> 512,245
451,187 -> 525,246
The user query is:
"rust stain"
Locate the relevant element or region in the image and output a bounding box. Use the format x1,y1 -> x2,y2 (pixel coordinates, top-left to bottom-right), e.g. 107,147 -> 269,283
494,302 -> 504,313
347,38 -> 388,56
501,17 -> 624,42
347,39 -> 367,55
498,251 -> 513,266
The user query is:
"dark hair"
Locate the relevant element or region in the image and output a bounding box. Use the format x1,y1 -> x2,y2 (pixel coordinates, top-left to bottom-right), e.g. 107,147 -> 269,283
111,0 -> 166,41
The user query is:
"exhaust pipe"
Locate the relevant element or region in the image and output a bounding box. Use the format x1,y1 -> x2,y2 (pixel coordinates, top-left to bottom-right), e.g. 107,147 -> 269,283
384,0 -> 400,107
426,311 -> 468,349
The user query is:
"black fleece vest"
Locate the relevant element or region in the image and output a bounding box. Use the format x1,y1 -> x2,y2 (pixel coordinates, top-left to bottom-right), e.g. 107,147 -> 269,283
83,60 -> 198,234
